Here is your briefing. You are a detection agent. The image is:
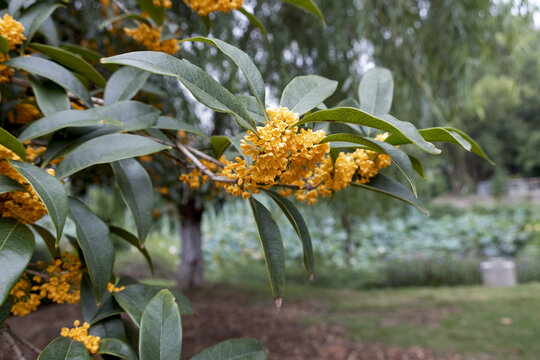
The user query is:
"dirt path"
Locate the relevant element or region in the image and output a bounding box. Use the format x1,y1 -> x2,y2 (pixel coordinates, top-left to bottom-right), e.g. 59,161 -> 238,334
1,286 -> 462,360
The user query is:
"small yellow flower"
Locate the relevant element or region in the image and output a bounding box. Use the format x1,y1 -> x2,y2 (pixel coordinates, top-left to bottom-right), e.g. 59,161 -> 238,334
0,14 -> 26,50
107,282 -> 126,293
124,24 -> 179,55
184,0 -> 243,16
7,103 -> 41,125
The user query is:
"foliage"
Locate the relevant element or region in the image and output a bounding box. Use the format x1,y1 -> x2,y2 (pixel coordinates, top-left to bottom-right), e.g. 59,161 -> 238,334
0,0 -> 489,358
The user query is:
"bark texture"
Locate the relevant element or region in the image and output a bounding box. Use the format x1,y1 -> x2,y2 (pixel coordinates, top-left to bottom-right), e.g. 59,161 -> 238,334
178,197 -> 204,290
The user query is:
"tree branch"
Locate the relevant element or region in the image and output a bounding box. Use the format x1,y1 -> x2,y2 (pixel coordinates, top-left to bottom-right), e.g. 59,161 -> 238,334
1,326 -> 27,360
1,325 -> 42,355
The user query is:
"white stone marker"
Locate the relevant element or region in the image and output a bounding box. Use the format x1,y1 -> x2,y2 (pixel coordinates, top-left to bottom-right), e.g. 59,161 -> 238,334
479,257 -> 517,287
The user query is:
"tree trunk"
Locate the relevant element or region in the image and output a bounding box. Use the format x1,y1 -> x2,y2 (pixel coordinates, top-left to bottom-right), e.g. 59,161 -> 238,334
178,196 -> 204,290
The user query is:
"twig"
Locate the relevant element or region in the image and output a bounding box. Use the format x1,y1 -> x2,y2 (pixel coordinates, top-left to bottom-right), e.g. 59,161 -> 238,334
185,144 -> 227,167
24,269 -> 49,280
112,0 -> 131,15
1,325 -> 42,355
175,141 -> 236,184
1,326 -> 27,360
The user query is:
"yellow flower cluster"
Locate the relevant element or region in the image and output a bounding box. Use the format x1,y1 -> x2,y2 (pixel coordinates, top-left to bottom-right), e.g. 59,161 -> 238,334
0,14 -> 26,50
9,274 -> 42,317
39,252 -> 83,304
0,145 -> 47,223
61,320 -> 101,354
7,102 -> 42,125
153,0 -> 172,8
215,108 -> 393,205
124,24 -> 179,55
184,0 -> 244,16
9,252 -> 83,317
179,159 -> 219,189
218,107 -> 329,200
106,283 -> 126,293
0,14 -> 26,83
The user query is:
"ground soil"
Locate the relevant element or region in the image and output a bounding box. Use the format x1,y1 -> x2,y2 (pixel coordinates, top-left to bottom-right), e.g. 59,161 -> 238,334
1,285 -> 463,360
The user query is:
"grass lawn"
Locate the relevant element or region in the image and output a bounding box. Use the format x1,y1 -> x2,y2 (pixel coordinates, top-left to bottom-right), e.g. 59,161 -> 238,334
233,282 -> 540,360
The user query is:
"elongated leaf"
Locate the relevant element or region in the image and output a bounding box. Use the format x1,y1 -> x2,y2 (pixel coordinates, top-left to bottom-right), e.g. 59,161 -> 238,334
238,8 -> 269,40
238,95 -> 265,124
153,116 -> 208,139
139,290 -> 182,360
6,56 -> 92,107
210,136 -> 231,158
9,160 -> 68,240
104,67 -> 151,105
28,77 -> 70,116
248,197 -> 285,300
37,337 -> 91,360
56,134 -> 169,179
0,297 -> 13,327
101,51 -> 257,133
280,0 -> 325,26
39,17 -> 59,47
183,37 -> 266,119
68,197 -> 114,301
0,36 -> 8,55
99,13 -> 152,29
110,226 -> 154,274
408,155 -> 426,179
191,338 -> 268,360
81,275 -> 123,324
30,223 -> 60,258
296,108 -> 441,154
88,316 -> 126,341
264,190 -> 314,278
321,133 -> 417,196
9,0 -> 29,15
281,75 -> 338,116
18,2 -> 62,46
351,174 -> 428,215
60,44 -> 105,64
111,159 -> 153,243
99,338 -> 138,360
137,0 -> 165,25
0,128 -> 26,160
114,283 -> 194,326
0,219 -> 34,305
0,174 -> 26,194
18,109 -> 120,142
386,127 -> 494,165
28,43 -> 106,88
358,68 -> 394,116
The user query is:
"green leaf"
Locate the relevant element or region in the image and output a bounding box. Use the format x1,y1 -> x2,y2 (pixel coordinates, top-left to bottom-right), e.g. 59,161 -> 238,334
296,108 -> 441,154
28,43 -> 107,88
18,2 -> 62,46
88,316 -> 126,341
386,127 -> 495,165
6,56 -> 93,107
0,35 -> 8,55
0,174 -> 26,194
81,275 -> 123,324
99,338 -> 138,360
280,0 -> 325,26
351,174 -> 428,215
9,160 -> 68,240
111,159 -> 154,244
110,226 -> 154,274
358,68 -> 394,116
281,75 -> 338,116
248,197 -> 285,301
408,154 -> 426,179
28,77 -> 70,116
60,44 -> 105,64
30,223 -> 60,258
238,8 -> 269,40
321,133 -> 418,196
153,116 -> 209,139
9,0 -> 30,16
0,128 -> 27,161
0,297 -> 13,327
101,51 -> 257,133
68,197 -> 114,301
238,95 -> 265,124
99,13 -> 152,29
104,67 -> 151,105
264,190 -> 314,278
137,0 -> 166,26
191,338 -> 268,360
139,290 -> 182,360
114,284 -> 194,326
210,136 -> 231,158
182,37 -> 267,120
38,338 -> 91,360
0,218 -> 34,305
56,134 -> 169,179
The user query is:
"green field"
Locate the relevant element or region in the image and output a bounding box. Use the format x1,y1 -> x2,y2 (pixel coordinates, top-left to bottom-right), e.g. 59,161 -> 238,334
232,282 -> 540,360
